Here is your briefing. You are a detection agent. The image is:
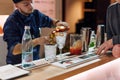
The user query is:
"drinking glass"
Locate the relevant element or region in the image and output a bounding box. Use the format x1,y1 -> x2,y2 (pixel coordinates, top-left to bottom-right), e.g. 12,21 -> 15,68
44,44 -> 57,62
70,34 -> 83,55
55,32 -> 67,60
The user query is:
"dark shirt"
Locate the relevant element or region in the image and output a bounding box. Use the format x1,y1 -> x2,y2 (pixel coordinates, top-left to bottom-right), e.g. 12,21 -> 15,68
106,2 -> 120,45
3,9 -> 53,65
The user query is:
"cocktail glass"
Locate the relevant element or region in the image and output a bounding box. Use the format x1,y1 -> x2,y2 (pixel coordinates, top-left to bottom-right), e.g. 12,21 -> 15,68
56,32 -> 67,60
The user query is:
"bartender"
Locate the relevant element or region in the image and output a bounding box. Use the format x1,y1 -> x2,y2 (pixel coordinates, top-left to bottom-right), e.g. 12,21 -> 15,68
3,0 -> 68,65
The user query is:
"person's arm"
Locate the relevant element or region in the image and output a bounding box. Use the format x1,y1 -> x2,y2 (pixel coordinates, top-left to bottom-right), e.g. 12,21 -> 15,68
12,43 -> 21,55
106,6 -> 113,40
96,6 -> 114,54
13,36 -> 48,55
3,20 -> 22,55
107,3 -> 120,45
51,19 -> 60,26
3,18 -> 48,55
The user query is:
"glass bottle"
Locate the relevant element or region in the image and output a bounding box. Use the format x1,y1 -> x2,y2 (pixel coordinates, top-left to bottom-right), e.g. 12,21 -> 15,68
22,26 -> 33,69
88,31 -> 96,52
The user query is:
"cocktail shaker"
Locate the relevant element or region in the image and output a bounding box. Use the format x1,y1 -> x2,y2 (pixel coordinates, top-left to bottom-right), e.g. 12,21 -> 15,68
81,27 -> 91,52
96,24 -> 105,48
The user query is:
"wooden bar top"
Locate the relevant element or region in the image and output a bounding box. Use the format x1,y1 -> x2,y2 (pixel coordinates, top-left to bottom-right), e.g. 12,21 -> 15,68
16,54 -> 116,80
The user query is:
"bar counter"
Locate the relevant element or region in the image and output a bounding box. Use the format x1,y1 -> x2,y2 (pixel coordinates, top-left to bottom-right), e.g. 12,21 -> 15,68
16,54 -> 116,80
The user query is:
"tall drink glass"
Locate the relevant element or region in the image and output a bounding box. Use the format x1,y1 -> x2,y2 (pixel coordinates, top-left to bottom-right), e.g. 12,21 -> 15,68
70,34 -> 82,55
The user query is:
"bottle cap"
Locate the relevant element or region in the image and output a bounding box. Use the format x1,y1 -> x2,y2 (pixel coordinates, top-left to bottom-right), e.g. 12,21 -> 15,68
25,26 -> 30,29
91,31 -> 95,34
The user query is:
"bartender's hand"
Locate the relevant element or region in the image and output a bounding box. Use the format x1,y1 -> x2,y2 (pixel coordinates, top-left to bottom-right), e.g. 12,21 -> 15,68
55,21 -> 70,32
52,19 -> 70,31
33,36 -> 49,46
96,39 -> 113,55
56,21 -> 69,27
13,36 -> 49,55
112,44 -> 120,58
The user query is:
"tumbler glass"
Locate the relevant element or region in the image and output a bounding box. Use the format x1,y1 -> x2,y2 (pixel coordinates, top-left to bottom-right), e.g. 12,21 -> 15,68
70,34 -> 83,55
44,44 -> 57,62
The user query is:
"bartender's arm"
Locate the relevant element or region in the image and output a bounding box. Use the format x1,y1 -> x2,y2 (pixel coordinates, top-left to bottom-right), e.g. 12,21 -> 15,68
13,36 -> 47,55
13,19 -> 69,55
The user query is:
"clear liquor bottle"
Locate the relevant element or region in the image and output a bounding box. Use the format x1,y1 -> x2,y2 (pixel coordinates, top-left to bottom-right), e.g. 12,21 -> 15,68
22,26 -> 33,69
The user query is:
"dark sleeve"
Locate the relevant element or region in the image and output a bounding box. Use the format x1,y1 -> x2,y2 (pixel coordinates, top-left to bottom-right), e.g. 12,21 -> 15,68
112,35 -> 120,45
112,4 -> 120,45
106,6 -> 113,40
106,5 -> 120,45
3,19 -> 22,53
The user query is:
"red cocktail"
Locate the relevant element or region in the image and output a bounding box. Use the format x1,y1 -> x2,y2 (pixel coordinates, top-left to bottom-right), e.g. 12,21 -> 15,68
70,47 -> 82,55
70,34 -> 82,55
